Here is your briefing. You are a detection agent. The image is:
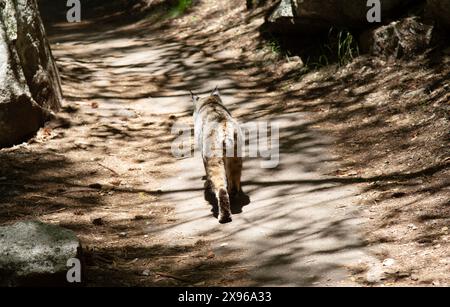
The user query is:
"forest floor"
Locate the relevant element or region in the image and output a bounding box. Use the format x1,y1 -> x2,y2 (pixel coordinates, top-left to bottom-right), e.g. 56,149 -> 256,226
0,0 -> 448,286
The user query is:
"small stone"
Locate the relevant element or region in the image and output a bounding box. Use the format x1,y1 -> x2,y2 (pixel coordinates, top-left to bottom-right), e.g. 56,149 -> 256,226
280,57 -> 304,74
287,55 -> 302,63
382,258 -> 395,267
109,179 -> 122,186
408,224 -> 418,230
366,265 -> 385,283
142,270 -> 150,276
194,281 -> 206,286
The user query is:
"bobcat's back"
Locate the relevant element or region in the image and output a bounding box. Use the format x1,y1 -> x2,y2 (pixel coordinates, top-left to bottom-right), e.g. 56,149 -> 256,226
194,95 -> 242,159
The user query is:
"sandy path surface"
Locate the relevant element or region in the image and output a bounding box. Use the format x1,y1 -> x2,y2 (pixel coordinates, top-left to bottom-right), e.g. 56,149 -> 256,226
3,0 -> 416,286
46,17 -> 381,286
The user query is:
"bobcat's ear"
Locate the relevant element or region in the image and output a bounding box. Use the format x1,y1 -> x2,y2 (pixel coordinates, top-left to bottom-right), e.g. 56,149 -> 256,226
190,91 -> 199,104
211,86 -> 220,97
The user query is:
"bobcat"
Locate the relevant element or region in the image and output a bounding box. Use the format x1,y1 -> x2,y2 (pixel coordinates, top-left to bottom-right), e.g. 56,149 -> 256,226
191,87 -> 243,224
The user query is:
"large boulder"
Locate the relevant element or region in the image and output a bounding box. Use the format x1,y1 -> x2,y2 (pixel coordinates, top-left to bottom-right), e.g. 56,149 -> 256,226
427,0 -> 450,30
267,0 -> 418,33
0,221 -> 82,286
360,17 -> 434,59
267,0 -> 296,32
0,0 -> 62,147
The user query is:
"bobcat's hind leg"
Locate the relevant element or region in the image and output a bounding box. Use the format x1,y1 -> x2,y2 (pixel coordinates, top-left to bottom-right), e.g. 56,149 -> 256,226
204,179 -> 216,206
226,157 -> 243,197
206,158 -> 232,224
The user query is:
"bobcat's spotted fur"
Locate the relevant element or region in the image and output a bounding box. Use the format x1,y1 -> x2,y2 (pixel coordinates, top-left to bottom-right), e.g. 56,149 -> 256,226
191,88 -> 243,224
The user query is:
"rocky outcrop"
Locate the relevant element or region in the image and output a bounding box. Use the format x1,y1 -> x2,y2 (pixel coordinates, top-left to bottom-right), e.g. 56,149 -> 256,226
267,0 -> 419,33
360,17 -> 434,59
267,0 -> 296,32
0,0 -> 62,147
427,0 -> 450,29
0,221 -> 82,286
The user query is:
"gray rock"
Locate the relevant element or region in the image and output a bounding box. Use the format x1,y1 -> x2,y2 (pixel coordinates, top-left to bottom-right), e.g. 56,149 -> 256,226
267,0 -> 296,33
267,0 -> 417,33
269,0 -> 294,21
427,0 -> 450,30
0,0 -> 62,147
0,221 -> 82,286
280,56 -> 304,74
360,17 -> 434,59
365,264 -> 386,284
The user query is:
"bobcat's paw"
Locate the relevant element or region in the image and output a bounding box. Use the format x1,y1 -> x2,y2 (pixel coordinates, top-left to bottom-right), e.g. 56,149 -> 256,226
218,214 -> 232,224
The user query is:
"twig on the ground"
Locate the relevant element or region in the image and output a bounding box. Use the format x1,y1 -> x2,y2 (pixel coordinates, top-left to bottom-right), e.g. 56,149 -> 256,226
28,194 -> 54,200
60,188 -> 98,195
97,162 -> 121,176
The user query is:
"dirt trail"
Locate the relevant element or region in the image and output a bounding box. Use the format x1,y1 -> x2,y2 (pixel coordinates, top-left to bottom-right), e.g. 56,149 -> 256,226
5,0 -> 448,286
157,114 -> 380,286
35,4 -> 384,286
108,26 -> 380,285
0,0 -> 384,286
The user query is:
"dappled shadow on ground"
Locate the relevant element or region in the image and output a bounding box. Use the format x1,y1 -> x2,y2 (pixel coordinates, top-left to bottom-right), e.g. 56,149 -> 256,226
0,104 -> 245,285
0,149 -> 98,223
17,0 -> 449,285
280,53 -> 449,250
84,244 -> 245,286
